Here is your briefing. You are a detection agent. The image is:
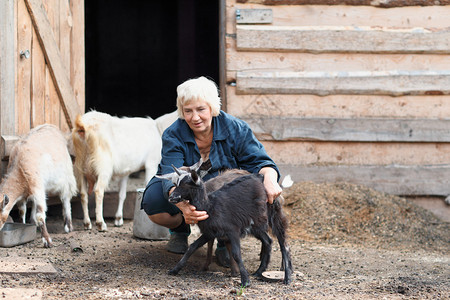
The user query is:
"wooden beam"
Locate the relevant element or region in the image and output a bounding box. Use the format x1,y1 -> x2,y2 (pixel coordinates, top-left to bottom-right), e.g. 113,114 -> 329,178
236,9 -> 272,24
24,0 -> 82,129
219,0 -> 227,111
236,25 -> 450,54
278,164 -> 450,196
0,0 -> 16,136
242,117 -> 450,142
1,135 -> 20,161
236,70 -> 450,96
236,0 -> 450,8
70,0 -> 85,113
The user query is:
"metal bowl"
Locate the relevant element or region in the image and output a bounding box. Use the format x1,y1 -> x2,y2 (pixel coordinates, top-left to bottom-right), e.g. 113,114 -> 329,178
0,223 -> 37,247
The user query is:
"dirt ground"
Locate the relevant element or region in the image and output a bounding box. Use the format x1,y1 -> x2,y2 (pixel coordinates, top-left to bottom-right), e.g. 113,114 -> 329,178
0,181 -> 449,299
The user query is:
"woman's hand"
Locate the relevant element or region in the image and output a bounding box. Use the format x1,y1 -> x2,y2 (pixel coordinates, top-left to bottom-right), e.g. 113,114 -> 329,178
259,167 -> 282,204
175,201 -> 209,225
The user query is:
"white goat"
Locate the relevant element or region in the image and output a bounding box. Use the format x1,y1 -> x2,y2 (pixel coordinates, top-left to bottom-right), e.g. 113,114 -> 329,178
72,110 -> 177,231
155,110 -> 178,136
0,124 -> 77,247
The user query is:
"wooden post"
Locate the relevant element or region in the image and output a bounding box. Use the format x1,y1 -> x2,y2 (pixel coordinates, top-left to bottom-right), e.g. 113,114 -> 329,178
0,0 -> 16,136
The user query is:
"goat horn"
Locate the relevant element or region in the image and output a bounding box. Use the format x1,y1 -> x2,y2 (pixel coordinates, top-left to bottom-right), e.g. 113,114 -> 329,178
171,164 -> 181,175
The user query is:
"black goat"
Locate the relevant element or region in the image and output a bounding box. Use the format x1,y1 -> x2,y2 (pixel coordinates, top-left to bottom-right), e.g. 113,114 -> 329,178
203,169 -> 250,276
162,163 -> 247,275
158,164 -> 293,287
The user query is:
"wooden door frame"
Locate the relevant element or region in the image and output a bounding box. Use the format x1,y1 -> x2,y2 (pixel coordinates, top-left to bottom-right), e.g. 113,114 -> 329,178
0,0 -> 16,138
0,0 -> 17,160
219,0 -> 227,111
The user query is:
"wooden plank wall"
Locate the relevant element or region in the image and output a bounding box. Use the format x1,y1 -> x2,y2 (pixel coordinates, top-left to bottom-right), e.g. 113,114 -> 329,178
0,0 -> 84,178
14,0 -> 84,136
225,0 -> 450,196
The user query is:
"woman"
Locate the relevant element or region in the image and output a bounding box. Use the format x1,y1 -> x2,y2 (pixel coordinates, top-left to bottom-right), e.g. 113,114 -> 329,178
141,76 -> 282,265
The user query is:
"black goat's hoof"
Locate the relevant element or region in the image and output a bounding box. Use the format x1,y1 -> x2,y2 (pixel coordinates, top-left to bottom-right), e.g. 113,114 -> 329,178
240,279 -> 251,288
252,271 -> 263,278
168,269 -> 179,275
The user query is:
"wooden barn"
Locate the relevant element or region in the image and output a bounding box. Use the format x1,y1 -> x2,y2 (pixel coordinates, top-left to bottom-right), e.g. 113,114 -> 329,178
1,0 -> 449,219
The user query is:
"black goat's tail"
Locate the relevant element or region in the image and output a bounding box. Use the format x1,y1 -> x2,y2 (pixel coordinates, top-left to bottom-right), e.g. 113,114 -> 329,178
268,195 -> 288,242
268,195 -> 294,284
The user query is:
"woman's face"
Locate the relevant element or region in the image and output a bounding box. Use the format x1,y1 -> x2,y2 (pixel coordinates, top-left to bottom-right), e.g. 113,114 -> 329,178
182,99 -> 213,135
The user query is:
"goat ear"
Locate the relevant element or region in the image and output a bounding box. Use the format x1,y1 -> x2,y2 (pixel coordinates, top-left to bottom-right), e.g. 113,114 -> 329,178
190,170 -> 201,185
190,158 -> 203,172
155,173 -> 178,185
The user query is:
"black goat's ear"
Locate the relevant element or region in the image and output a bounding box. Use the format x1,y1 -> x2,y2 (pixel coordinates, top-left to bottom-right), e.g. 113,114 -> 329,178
190,170 -> 201,185
155,172 -> 179,185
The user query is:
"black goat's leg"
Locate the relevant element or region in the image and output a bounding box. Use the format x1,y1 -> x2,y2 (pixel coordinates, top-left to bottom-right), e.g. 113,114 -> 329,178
225,241 -> 239,277
272,225 -> 293,284
269,197 -> 293,284
273,223 -> 293,284
202,239 -> 214,271
228,235 -> 250,287
169,234 -> 210,275
278,239 -> 293,284
251,229 -> 272,277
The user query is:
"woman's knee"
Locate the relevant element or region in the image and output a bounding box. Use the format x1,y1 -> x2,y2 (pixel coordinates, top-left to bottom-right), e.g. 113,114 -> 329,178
141,177 -> 181,217
148,212 -> 181,228
148,213 -> 164,224
141,178 -> 166,215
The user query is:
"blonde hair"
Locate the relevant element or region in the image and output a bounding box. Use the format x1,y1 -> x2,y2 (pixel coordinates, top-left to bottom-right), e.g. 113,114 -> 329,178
176,76 -> 221,119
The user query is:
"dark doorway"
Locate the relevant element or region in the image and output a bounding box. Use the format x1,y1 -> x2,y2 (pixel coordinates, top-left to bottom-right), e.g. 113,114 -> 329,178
84,0 -> 220,119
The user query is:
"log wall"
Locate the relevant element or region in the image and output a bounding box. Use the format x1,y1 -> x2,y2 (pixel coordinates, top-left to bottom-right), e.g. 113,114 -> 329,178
225,0 -> 450,196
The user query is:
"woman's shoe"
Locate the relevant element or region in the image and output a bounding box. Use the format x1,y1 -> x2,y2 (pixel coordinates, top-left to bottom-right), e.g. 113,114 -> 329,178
166,232 -> 188,254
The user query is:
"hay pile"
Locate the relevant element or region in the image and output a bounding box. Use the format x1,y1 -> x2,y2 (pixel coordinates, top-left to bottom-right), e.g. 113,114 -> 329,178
283,181 -> 449,253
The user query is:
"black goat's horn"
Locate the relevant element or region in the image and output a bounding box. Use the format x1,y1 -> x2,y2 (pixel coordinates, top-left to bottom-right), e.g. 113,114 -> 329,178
171,164 -> 181,175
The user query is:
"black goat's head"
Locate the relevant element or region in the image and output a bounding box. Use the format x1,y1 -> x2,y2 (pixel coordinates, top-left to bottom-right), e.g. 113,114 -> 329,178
156,158 -> 203,186
156,159 -> 203,204
167,170 -> 202,204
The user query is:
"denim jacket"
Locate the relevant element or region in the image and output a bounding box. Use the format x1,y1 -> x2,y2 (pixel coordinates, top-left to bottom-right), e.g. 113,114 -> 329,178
157,111 -> 280,198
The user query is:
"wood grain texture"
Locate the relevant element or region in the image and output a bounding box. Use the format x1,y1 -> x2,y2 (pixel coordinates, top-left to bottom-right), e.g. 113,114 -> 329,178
278,163 -> 450,196
236,0 -> 450,7
225,88 -> 450,119
17,0 -> 33,135
236,70 -> 450,96
69,0 -> 85,116
31,25 -> 46,128
237,25 -> 450,54
262,141 -> 450,166
25,0 -> 81,129
227,3 -> 450,36
0,0 -> 16,135
242,116 -> 450,142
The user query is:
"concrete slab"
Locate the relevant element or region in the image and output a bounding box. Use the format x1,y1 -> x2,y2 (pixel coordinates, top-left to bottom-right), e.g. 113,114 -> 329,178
0,257 -> 57,274
0,288 -> 42,299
